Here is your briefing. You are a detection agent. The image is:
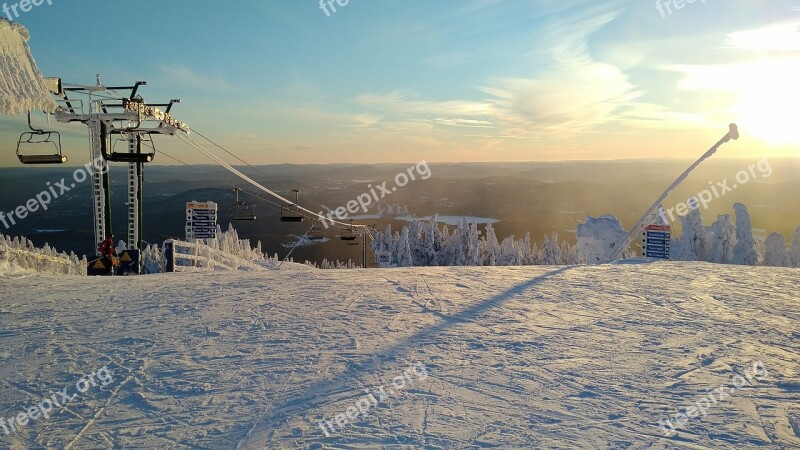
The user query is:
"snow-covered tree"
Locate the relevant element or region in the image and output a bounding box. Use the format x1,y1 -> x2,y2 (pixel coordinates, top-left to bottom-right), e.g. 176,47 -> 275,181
576,215 -> 626,263
791,226 -> 800,268
142,244 -> 166,274
447,220 -> 467,266
763,232 -> 791,267
419,220 -> 438,266
499,236 -> 522,266
466,223 -> 482,266
408,220 -> 425,264
541,232 -> 562,265
396,227 -> 414,267
732,203 -> 758,266
437,224 -> 451,265
675,207 -> 712,262
707,214 -> 737,264
482,223 -> 500,266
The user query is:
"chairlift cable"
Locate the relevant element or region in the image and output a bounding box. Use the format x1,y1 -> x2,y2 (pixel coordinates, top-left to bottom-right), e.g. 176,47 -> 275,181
159,150 -> 286,211
191,128 -> 332,212
176,132 -> 364,230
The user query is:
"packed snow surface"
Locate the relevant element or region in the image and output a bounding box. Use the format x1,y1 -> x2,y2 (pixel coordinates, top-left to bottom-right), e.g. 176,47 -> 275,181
0,262 -> 798,449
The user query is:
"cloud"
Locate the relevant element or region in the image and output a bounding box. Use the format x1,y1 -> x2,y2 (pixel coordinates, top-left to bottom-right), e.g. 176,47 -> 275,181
727,19 -> 800,51
159,65 -> 235,93
351,7 -> 658,139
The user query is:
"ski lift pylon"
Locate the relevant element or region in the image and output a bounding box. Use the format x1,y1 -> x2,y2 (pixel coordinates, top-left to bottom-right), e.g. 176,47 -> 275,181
16,112 -> 68,165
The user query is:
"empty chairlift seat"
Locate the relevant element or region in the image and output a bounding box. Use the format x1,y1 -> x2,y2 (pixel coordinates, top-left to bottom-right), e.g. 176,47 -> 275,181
231,188 -> 256,221
280,189 -> 304,222
103,126 -> 156,164
16,112 -> 68,165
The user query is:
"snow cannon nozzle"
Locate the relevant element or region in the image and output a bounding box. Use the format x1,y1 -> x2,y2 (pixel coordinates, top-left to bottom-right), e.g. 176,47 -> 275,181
728,123 -> 739,141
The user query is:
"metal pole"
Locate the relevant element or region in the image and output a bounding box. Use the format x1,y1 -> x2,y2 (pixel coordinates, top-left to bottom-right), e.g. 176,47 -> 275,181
609,124 -> 739,261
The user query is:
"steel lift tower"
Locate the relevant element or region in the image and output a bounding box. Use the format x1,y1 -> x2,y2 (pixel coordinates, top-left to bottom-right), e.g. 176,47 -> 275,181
46,76 -> 188,259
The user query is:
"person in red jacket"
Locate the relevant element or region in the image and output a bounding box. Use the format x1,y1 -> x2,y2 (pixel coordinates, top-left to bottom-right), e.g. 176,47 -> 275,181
98,235 -> 116,259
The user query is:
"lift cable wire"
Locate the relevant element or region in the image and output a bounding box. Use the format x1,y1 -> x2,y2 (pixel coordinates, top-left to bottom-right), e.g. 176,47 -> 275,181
159,150 -> 287,212
160,150 -> 352,233
176,132 -> 371,236
191,128 -> 331,212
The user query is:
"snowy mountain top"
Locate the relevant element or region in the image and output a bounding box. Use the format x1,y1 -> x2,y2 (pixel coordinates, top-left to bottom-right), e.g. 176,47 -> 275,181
0,262 -> 797,448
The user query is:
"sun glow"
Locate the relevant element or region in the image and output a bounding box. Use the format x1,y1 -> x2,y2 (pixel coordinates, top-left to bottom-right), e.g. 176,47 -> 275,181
733,61 -> 800,145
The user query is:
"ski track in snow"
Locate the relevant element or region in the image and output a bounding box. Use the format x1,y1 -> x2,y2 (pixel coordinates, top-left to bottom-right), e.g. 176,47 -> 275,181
0,262 -> 798,449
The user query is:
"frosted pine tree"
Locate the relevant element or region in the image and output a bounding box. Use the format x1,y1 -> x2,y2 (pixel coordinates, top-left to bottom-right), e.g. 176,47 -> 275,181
499,236 -> 519,266
396,227 -> 414,267
542,232 -> 562,265
421,221 -> 437,266
483,223 -> 501,266
790,226 -> 800,268
732,203 -> 758,266
142,244 -> 166,274
763,232 -> 791,267
708,215 -> 736,264
677,207 -> 712,261
530,241 -> 542,265
449,220 -> 467,266
409,221 -> 425,263
437,224 -> 451,265
467,223 -> 482,266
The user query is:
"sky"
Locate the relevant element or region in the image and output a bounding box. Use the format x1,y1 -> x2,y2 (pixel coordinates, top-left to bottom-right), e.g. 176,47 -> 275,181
1,0 -> 799,166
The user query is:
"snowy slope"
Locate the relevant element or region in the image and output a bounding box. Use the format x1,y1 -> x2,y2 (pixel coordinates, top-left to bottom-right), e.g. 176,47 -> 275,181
0,262 -> 798,449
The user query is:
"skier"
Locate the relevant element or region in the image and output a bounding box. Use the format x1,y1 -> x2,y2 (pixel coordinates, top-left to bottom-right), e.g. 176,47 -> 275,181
98,235 -> 121,275
98,235 -> 117,259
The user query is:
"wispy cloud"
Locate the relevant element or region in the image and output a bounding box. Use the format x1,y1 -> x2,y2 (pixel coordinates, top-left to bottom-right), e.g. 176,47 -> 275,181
352,7 -> 651,139
727,18 -> 800,51
159,65 -> 235,93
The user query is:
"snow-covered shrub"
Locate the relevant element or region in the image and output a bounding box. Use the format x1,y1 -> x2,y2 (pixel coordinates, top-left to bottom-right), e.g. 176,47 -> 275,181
142,244 -> 166,274
791,226 -> 800,268
763,233 -> 791,267
0,233 -> 86,275
576,214 -> 627,263
204,224 -> 267,261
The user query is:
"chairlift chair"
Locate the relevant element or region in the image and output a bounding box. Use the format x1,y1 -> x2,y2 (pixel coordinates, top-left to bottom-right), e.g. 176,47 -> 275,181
16,112 -> 68,165
341,220 -> 358,244
307,223 -> 324,241
280,189 -> 304,222
231,188 -> 256,221
103,126 -> 156,163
